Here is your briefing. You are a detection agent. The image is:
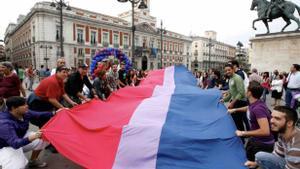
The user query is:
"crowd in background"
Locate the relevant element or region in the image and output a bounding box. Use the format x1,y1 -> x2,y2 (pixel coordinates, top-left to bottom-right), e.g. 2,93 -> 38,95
193,61 -> 300,169
1,58 -> 300,169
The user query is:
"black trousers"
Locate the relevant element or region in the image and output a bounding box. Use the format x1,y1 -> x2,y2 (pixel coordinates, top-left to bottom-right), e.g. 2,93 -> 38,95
27,93 -> 53,128
231,100 -> 249,143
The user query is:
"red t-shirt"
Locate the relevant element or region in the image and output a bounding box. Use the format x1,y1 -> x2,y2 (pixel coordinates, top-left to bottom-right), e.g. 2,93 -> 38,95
34,75 -> 65,101
0,73 -> 21,98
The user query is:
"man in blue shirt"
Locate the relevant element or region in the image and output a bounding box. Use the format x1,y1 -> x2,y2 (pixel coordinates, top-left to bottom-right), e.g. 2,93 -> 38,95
0,96 -> 53,168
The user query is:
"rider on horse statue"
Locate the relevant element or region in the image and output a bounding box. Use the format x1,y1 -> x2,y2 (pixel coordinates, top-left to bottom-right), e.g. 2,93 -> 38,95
266,0 -> 285,21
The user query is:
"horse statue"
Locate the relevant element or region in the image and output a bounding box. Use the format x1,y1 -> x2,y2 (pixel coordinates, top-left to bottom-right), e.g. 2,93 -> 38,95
251,0 -> 300,33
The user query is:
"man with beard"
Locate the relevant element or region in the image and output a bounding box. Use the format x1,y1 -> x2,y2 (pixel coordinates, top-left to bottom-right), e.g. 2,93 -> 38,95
247,106 -> 300,169
221,64 -> 248,143
107,63 -> 120,91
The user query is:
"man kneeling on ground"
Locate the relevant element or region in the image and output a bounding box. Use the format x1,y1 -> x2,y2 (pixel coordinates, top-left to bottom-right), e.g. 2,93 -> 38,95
246,106 -> 300,169
0,96 -> 53,169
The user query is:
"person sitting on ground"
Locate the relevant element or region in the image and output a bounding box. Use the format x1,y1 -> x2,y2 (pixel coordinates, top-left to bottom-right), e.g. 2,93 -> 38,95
0,96 -> 53,168
229,81 -> 275,168
246,106 -> 300,169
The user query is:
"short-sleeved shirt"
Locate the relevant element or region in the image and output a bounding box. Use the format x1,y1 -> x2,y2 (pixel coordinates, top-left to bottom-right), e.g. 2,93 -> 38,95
249,100 -> 274,145
65,71 -> 93,97
118,69 -> 127,85
18,68 -> 25,80
34,75 -> 65,101
287,71 -> 300,89
0,73 -> 21,98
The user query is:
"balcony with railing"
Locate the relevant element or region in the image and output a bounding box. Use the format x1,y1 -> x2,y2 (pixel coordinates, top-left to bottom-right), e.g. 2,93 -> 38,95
90,40 -> 97,46
123,44 -> 129,49
113,43 -> 119,48
103,42 -> 109,47
77,38 -> 84,44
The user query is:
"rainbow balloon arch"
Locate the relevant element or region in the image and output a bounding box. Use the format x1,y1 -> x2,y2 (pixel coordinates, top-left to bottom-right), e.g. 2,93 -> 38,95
90,48 -> 132,74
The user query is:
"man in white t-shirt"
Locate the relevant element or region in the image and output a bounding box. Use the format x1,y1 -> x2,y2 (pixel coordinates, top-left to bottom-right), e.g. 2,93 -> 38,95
285,64 -> 300,108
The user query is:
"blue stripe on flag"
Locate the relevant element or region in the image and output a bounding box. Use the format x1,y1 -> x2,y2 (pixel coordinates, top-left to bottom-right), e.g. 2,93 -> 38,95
156,66 -> 247,169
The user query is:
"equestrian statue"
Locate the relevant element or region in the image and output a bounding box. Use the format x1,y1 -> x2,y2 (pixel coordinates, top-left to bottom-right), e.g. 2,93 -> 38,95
251,0 -> 300,33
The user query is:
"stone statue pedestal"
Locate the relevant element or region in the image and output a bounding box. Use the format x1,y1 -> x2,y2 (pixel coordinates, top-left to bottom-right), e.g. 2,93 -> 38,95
249,31 -> 300,73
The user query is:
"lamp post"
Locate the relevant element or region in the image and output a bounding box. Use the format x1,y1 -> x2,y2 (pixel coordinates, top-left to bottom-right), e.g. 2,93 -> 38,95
236,41 -> 244,67
50,0 -> 71,57
117,0 -> 147,68
157,20 -> 166,69
206,38 -> 214,71
0,39 -> 5,61
40,45 -> 52,69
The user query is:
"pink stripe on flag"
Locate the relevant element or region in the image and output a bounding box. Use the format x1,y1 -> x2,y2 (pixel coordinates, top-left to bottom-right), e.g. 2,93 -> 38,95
112,67 -> 175,169
42,69 -> 166,169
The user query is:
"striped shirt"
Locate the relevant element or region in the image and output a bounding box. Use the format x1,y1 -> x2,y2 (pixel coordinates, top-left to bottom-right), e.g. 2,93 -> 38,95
274,128 -> 300,169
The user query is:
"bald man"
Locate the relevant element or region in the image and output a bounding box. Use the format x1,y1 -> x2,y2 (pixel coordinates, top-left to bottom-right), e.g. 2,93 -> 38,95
50,58 -> 66,75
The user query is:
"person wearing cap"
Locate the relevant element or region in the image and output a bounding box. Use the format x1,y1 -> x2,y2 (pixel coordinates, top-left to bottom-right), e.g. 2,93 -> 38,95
27,66 -> 77,126
64,63 -> 98,106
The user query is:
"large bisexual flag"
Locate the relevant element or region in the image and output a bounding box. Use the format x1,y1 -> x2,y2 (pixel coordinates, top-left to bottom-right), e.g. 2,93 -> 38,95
42,66 -> 248,169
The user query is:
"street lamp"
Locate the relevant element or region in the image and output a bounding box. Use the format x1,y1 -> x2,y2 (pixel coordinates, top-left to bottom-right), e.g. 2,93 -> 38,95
117,0 -> 147,68
236,41 -> 244,68
50,0 -> 71,57
40,45 -> 53,69
206,38 -> 214,71
0,39 -> 5,61
157,20 -> 166,69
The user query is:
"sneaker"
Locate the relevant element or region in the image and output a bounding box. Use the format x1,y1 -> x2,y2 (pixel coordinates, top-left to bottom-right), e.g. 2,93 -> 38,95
28,159 -> 47,168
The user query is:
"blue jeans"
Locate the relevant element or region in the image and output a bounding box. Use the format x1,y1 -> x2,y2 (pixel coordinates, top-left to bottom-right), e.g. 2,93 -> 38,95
285,89 -> 292,107
262,88 -> 268,102
255,152 -> 285,169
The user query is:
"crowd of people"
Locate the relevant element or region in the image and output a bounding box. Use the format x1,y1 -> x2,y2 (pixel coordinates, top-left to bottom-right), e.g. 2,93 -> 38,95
0,58 -> 148,168
0,58 -> 300,169
194,61 -> 300,169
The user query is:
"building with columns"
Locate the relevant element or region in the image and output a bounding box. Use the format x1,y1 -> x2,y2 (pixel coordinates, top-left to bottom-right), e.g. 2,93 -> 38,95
190,31 -> 236,72
4,1 -> 192,70
0,44 -> 5,62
